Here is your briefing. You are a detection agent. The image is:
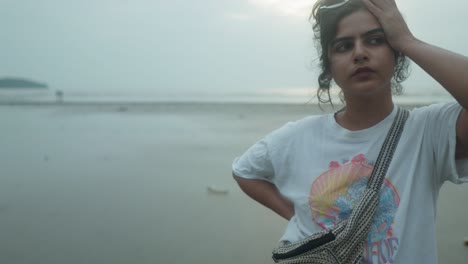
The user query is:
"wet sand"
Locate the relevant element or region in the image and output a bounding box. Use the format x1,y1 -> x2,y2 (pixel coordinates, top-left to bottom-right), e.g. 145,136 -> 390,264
0,102 -> 466,263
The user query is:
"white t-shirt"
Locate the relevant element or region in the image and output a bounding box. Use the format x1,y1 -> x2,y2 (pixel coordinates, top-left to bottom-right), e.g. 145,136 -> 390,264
232,102 -> 468,264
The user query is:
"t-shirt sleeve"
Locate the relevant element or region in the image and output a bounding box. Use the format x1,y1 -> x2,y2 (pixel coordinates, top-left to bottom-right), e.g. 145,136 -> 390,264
424,102 -> 468,184
231,121 -> 299,183
232,138 -> 275,183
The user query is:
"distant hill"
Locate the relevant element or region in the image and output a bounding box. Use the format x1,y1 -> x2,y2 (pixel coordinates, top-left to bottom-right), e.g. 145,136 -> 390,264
0,77 -> 48,88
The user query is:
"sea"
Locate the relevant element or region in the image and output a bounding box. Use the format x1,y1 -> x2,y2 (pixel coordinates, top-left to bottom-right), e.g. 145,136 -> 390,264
0,87 -> 455,105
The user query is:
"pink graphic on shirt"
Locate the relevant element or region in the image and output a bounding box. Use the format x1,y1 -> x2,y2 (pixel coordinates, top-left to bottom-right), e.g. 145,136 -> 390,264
309,154 -> 400,264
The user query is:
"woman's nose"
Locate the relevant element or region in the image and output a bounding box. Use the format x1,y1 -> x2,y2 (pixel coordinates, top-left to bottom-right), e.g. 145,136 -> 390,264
353,43 -> 369,64
354,56 -> 368,64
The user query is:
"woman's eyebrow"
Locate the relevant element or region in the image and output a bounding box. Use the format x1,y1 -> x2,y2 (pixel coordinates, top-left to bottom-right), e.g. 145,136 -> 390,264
363,28 -> 385,37
331,28 -> 385,47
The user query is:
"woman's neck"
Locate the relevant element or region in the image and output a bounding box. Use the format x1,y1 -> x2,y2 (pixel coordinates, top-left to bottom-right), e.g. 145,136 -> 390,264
335,95 -> 394,131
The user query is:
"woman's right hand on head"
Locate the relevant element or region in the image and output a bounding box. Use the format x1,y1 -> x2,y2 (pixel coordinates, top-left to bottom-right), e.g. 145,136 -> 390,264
362,0 -> 416,52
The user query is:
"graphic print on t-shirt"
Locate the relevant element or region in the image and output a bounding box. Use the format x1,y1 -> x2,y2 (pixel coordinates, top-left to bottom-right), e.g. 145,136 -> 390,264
309,154 -> 400,264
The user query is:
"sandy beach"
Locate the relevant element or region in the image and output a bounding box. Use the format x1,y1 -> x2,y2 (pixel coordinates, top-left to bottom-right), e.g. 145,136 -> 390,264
1,102 -> 467,263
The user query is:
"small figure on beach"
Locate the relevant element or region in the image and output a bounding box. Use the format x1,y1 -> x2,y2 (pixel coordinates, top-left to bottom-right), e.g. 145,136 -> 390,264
55,90 -> 64,103
232,0 -> 468,263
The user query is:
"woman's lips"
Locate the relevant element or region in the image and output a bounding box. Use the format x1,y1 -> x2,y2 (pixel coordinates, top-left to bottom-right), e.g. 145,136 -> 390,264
352,67 -> 374,78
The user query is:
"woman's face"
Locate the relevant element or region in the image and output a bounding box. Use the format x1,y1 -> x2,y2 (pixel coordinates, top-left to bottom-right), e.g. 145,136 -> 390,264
328,9 -> 395,99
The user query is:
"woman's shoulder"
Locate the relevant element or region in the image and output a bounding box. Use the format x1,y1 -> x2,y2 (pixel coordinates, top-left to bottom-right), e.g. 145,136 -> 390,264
262,114 -> 329,157
266,114 -> 329,141
409,101 -> 458,113
408,101 -> 461,121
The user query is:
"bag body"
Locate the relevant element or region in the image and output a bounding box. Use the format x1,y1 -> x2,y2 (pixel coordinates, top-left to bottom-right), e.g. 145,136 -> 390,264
272,189 -> 378,264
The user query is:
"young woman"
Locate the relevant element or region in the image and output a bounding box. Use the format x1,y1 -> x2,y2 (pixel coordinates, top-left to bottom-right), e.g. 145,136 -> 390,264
232,0 -> 468,263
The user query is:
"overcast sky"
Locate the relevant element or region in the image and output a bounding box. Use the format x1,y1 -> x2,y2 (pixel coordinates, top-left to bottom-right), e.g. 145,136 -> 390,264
2,0 -> 467,98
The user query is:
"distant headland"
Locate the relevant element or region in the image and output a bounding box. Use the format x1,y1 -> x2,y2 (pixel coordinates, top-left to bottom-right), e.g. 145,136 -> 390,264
0,77 -> 48,89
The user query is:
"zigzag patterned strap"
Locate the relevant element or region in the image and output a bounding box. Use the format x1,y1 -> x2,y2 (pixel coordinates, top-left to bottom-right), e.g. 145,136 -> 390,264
336,106 -> 409,263
366,106 -> 409,191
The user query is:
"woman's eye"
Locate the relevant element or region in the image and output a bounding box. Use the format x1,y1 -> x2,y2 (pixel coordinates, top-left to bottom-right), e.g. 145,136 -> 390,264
334,42 -> 352,52
368,36 -> 385,45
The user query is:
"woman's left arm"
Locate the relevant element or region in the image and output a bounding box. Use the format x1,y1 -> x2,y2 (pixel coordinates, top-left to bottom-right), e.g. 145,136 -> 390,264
364,0 -> 468,159
399,40 -> 468,159
397,40 -> 468,111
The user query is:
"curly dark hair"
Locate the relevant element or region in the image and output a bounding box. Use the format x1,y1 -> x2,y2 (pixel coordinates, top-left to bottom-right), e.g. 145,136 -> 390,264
310,0 -> 411,105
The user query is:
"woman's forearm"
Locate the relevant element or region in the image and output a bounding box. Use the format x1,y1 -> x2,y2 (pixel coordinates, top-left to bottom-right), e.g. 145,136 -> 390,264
399,38 -> 468,108
233,174 -> 294,220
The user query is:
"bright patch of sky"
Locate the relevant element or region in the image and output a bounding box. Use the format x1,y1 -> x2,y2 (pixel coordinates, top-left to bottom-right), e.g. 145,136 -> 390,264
248,0 -> 314,16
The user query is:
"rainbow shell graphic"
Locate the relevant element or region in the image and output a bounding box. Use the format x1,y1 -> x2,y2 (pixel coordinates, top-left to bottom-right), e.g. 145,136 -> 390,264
309,157 -> 373,229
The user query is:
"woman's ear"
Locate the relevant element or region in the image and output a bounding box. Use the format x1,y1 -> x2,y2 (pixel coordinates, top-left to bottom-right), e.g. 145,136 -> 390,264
393,50 -> 401,63
318,69 -> 333,89
324,69 -> 332,82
